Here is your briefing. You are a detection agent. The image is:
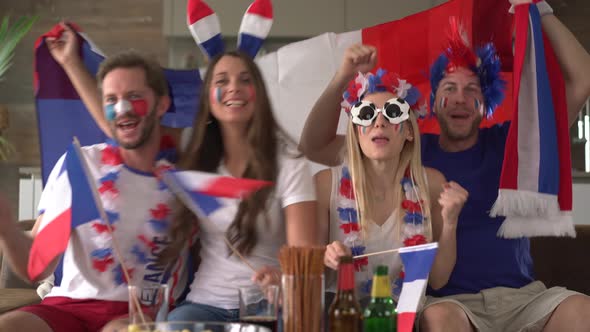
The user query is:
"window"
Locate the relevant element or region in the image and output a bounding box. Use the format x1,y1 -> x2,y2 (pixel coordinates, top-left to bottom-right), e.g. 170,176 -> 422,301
572,98 -> 590,175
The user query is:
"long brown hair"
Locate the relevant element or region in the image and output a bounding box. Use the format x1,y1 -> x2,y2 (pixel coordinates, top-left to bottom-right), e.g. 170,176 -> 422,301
160,51 -> 296,264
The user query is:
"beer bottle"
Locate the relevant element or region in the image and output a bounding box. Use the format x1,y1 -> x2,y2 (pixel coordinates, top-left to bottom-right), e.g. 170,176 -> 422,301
363,265 -> 396,332
328,256 -> 361,332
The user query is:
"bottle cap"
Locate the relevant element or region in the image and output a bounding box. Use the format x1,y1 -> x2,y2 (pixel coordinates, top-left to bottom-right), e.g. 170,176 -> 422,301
375,265 -> 388,276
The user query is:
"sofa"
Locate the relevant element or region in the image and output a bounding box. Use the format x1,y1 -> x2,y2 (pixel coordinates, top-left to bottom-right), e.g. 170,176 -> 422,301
0,219 -> 41,313
0,224 -> 587,314
530,224 -> 590,295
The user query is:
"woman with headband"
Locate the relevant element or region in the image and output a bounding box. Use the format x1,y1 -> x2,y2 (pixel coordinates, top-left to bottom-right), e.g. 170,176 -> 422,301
157,0 -> 318,323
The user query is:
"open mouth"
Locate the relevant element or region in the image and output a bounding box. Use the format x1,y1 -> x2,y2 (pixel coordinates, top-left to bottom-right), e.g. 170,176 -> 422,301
371,136 -> 390,143
116,118 -> 139,132
449,112 -> 471,120
224,100 -> 247,108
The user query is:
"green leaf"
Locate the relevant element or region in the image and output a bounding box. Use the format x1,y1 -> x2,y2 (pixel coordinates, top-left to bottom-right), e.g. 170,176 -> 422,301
0,15 -> 38,81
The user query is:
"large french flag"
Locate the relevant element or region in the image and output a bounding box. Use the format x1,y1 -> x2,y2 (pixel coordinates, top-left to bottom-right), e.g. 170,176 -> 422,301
28,141 -> 101,281
250,0 -> 513,149
490,2 -> 574,238
396,243 -> 438,332
35,0 -> 513,187
160,170 -> 272,218
35,24 -> 201,185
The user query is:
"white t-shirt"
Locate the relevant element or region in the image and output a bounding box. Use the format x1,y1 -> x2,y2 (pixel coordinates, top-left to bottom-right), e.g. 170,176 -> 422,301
325,165 -> 404,302
186,150 -> 316,309
37,143 -> 190,302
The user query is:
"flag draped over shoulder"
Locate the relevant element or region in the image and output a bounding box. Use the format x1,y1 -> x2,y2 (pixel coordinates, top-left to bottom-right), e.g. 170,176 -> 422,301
396,243 -> 438,332
34,23 -> 201,185
490,3 -> 574,238
28,142 -> 101,281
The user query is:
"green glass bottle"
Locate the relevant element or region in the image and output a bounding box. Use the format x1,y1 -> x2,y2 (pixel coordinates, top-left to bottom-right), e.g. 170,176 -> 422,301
363,265 -> 396,332
328,256 -> 362,332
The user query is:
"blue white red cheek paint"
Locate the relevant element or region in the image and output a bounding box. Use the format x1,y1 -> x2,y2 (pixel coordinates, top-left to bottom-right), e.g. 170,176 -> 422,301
216,87 -> 222,103
210,87 -> 223,104
474,98 -> 483,115
357,126 -> 368,136
439,97 -> 448,111
104,99 -> 147,120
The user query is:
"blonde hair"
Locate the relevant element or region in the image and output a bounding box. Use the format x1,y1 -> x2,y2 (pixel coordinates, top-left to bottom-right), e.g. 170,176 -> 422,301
345,109 -> 433,243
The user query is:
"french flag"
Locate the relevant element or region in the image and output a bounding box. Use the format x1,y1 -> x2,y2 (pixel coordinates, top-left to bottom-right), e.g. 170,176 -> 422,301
396,243 -> 438,332
187,0 -> 224,59
28,140 -> 101,281
248,0 -> 514,147
160,170 -> 272,218
35,23 -> 201,185
238,0 -> 273,58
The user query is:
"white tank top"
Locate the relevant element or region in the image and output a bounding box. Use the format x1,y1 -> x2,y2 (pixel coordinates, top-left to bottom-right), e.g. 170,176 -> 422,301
325,165 -> 404,301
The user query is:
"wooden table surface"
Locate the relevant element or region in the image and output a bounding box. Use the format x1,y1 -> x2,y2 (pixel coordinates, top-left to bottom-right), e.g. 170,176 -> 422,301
0,288 -> 40,313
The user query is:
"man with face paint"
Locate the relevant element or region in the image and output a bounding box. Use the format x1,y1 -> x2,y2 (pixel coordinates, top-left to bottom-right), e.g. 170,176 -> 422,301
300,1 -> 590,331
44,22 -> 185,148
0,51 -> 193,332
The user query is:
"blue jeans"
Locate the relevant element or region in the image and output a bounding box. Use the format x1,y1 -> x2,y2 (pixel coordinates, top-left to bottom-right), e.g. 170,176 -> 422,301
168,301 -> 240,322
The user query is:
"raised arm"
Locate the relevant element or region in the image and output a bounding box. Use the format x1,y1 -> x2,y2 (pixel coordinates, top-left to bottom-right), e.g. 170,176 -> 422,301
540,12 -> 590,127
46,23 -> 111,137
299,44 -> 377,166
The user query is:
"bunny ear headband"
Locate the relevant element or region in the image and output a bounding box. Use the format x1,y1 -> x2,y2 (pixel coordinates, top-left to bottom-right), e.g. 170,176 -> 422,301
187,0 -> 273,59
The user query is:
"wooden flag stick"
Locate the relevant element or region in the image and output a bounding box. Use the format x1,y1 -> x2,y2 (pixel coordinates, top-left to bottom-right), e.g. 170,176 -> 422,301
353,247 -> 400,260
72,137 -> 146,324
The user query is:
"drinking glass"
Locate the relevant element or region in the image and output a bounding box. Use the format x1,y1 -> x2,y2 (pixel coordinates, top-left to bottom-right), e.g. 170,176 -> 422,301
128,284 -> 169,325
239,285 -> 280,332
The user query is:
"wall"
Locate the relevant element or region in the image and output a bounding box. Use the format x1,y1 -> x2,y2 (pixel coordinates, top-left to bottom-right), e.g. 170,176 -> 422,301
164,0 -> 445,38
573,183 -> 590,225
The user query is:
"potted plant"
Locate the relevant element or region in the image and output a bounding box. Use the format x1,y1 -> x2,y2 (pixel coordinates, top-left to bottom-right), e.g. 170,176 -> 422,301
0,15 -> 38,160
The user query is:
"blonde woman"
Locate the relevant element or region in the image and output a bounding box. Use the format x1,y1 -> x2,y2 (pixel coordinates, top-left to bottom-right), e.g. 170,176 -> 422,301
312,45 -> 468,304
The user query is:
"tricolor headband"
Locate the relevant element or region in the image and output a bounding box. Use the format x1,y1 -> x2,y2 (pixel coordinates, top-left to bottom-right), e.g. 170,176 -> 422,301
341,68 -> 426,118
187,0 -> 273,59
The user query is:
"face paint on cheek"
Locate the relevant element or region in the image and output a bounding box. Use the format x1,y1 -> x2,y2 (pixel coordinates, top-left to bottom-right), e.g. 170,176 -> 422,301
248,85 -> 256,103
216,87 -> 223,103
357,126 -> 368,136
439,96 -> 448,111
474,98 -> 483,115
209,87 -> 223,105
105,104 -> 116,121
130,99 -> 148,117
